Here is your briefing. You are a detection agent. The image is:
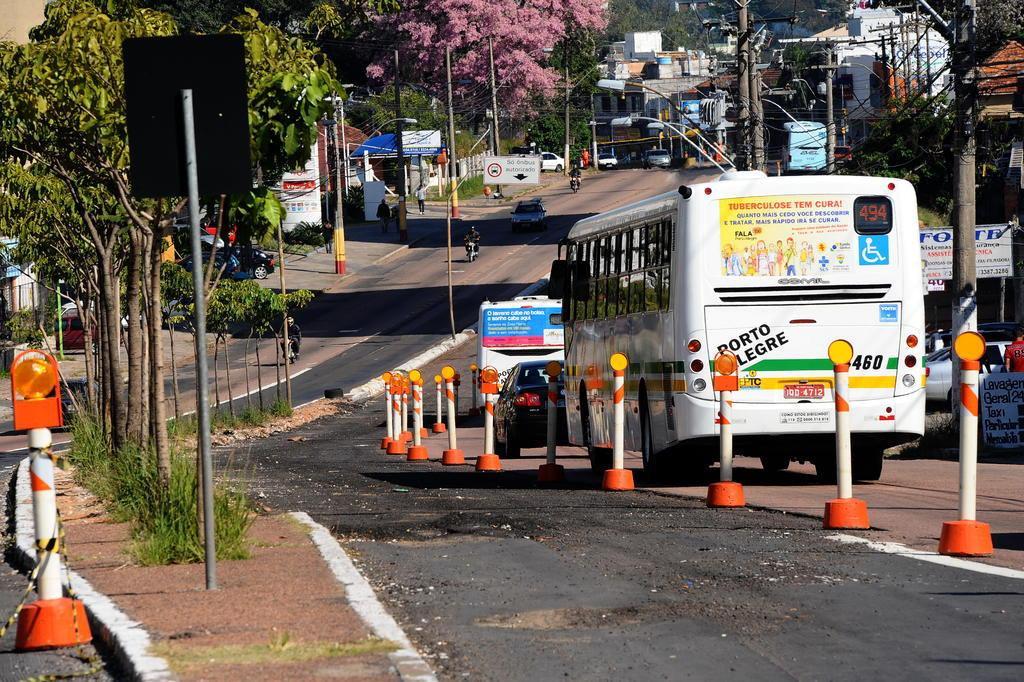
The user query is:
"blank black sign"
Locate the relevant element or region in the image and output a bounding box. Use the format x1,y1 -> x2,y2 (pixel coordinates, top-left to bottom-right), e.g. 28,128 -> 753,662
123,34 -> 252,198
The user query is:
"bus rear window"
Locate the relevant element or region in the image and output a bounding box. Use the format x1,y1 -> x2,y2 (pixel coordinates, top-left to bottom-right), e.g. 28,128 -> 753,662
854,196 -> 892,234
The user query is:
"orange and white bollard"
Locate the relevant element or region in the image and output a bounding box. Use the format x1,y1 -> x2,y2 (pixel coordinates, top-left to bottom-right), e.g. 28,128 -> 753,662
407,370 -> 429,461
432,375 -> 446,434
16,427 -> 92,650
400,377 -> 412,442
938,332 -> 994,556
386,376 -> 407,456
476,366 -> 501,472
602,353 -> 634,491
469,364 -> 480,416
453,372 -> 462,423
380,371 -> 394,449
538,360 -> 566,484
440,366 -> 465,464
707,352 -> 744,507
823,339 -> 870,529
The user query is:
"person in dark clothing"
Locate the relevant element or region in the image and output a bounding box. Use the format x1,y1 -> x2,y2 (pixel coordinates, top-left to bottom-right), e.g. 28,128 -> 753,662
376,199 -> 391,232
323,222 -> 333,253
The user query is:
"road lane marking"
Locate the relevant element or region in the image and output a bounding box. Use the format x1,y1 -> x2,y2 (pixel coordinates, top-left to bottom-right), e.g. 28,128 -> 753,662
828,533 -> 1024,580
290,512 -> 437,682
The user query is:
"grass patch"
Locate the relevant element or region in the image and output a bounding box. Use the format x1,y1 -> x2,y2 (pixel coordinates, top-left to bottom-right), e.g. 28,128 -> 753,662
69,414 -> 254,565
428,174 -> 485,201
917,205 -> 949,227
152,633 -> 396,671
168,400 -> 293,437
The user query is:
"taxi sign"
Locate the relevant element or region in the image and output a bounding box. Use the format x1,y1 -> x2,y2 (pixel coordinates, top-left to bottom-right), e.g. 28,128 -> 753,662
483,156 -> 541,184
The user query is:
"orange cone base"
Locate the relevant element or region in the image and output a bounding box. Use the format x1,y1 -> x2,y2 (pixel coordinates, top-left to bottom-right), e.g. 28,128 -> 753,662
475,453 -> 502,472
938,520 -> 994,557
385,441 -> 407,456
537,463 -> 566,484
432,423 -> 446,434
441,449 -> 465,465
399,431 -> 413,443
406,445 -> 429,461
419,428 -> 430,438
380,437 -> 393,450
16,598 -> 92,651
706,481 -> 745,508
823,498 -> 870,529
602,468 -> 634,491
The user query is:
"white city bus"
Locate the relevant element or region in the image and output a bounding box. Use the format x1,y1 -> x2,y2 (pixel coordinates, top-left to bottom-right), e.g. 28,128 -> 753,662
550,171 -> 925,480
477,296 -> 564,381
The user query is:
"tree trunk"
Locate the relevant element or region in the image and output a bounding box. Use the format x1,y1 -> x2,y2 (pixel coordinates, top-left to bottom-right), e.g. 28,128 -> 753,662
274,332 -> 281,403
139,232 -> 153,446
224,332 -> 235,418
97,254 -> 125,449
213,337 -> 221,411
244,334 -> 252,410
255,340 -> 265,410
168,324 -> 180,419
147,233 -> 170,484
125,231 -> 145,444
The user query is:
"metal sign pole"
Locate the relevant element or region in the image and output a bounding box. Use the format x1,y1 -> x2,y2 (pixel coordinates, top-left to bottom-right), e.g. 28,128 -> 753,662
182,88 -> 217,590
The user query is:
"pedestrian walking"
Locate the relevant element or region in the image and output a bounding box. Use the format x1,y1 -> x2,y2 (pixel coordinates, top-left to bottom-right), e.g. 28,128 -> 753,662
1004,326 -> 1024,372
322,222 -> 333,253
416,185 -> 426,214
376,199 -> 390,232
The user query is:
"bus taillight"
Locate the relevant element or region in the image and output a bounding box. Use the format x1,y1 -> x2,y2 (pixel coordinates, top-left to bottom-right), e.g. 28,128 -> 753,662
687,339 -> 701,353
690,359 -> 704,373
904,355 -> 917,368
906,334 -> 918,348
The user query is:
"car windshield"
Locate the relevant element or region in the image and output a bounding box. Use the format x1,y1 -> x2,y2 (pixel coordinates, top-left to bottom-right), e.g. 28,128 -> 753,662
648,150 -> 669,157
516,364 -> 562,387
927,348 -> 950,362
514,204 -> 539,213
600,153 -> 614,158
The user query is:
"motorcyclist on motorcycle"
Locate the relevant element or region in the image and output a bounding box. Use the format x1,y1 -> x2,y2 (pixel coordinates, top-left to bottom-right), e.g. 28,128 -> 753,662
464,226 -> 481,261
569,164 -> 582,192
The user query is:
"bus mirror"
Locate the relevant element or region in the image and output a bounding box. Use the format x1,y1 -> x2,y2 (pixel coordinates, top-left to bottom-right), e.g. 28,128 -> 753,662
572,262 -> 590,300
548,260 -> 567,298
549,313 -> 563,326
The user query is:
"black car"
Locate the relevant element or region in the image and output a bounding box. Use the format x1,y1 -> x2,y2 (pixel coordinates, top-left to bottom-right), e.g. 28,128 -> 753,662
229,245 -> 276,280
60,378 -> 89,423
494,360 -> 567,457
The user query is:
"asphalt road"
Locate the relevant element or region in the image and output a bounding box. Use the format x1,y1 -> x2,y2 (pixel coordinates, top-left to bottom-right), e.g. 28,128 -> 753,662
226,403 -> 1024,681
183,167 -> 714,411
0,453 -> 113,681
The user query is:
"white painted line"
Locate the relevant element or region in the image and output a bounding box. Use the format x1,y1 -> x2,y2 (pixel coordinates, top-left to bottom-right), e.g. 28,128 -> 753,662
15,458 -> 175,681
293,397 -> 324,410
827,533 -> 1024,580
290,512 -> 437,682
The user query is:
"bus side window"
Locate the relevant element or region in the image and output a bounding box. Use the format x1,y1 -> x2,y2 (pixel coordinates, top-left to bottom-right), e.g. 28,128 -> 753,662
629,227 -> 644,314
588,240 -> 601,319
660,220 -> 673,310
646,269 -> 661,312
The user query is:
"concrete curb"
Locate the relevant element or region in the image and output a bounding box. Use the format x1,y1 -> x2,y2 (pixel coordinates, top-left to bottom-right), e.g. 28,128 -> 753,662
290,512 -> 437,682
12,457 -> 175,681
343,273 -> 551,405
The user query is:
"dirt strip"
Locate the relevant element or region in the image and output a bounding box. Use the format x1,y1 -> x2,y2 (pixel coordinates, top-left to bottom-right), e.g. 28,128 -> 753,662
56,469 -> 400,681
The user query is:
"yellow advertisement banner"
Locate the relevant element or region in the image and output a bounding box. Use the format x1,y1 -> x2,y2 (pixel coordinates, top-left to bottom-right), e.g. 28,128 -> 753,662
719,195 -> 858,277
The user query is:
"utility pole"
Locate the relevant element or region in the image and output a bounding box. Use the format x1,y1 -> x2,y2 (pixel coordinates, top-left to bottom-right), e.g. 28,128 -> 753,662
736,0 -> 750,170
394,49 -> 408,242
563,58 -> 571,175
445,47 -> 461,219
330,95 -> 347,274
951,0 -> 978,343
825,45 -> 836,174
590,117 -> 599,172
488,37 -> 502,196
750,65 -> 765,171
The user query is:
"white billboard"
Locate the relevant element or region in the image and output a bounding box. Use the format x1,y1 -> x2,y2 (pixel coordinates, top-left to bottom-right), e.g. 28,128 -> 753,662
277,141 -> 322,231
920,224 -> 1012,280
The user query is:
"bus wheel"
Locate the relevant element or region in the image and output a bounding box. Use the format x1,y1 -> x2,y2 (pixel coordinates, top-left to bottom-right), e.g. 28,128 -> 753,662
759,453 -> 790,472
853,449 -> 884,481
814,454 -> 837,484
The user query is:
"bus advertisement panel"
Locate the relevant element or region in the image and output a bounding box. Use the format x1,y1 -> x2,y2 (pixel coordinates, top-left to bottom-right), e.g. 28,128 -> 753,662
481,306 -> 563,348
719,195 -> 892,277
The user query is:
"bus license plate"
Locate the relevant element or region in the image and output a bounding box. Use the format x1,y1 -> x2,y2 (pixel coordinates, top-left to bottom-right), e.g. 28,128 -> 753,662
784,384 -> 825,400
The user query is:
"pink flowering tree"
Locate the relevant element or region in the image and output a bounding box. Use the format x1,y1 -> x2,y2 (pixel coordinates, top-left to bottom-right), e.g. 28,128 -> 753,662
366,0 -> 606,112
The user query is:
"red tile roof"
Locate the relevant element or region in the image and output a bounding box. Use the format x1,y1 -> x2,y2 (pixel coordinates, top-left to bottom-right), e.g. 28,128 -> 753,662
979,41 -> 1024,96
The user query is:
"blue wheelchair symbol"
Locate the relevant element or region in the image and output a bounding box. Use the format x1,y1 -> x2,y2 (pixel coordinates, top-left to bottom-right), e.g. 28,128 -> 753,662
858,235 -> 889,266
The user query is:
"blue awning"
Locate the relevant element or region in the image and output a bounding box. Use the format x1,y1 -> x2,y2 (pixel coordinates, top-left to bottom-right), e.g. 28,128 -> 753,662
352,132 -> 445,158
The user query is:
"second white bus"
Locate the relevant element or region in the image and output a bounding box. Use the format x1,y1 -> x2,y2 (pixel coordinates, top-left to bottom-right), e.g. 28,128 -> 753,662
549,171 -> 925,480
477,296 -> 564,382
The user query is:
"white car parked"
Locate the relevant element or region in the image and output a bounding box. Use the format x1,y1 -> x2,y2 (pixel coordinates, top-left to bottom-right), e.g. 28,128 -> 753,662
925,341 -> 1009,402
540,152 -> 564,173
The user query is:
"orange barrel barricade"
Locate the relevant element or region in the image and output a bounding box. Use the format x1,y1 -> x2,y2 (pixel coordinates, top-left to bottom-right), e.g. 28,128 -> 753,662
538,360 -> 566,484
441,366 -> 465,464
432,375 -> 446,433
822,340 -> 870,529
707,351 -> 744,508
602,353 -> 634,491
386,374 -> 408,456
938,332 -> 993,556
476,366 -> 501,472
407,370 -> 429,461
380,371 -> 394,449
